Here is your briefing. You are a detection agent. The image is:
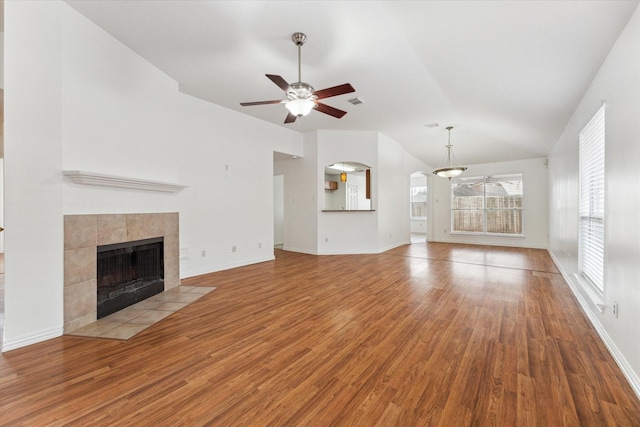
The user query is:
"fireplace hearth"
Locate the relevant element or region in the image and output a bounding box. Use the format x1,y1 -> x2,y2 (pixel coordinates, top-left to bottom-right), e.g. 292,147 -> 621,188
97,237 -> 164,319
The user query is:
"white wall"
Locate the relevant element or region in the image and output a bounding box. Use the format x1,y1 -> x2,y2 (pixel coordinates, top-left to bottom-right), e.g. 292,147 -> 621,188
377,133 -> 418,251
317,130 -> 379,254
61,1 -> 181,216
3,0 -> 302,350
175,93 -> 299,277
548,6 -> 640,395
4,0 -> 65,349
430,157 -> 549,249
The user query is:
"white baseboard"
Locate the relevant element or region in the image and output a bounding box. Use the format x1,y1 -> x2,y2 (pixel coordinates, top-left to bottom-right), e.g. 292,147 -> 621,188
548,250 -> 640,400
378,240 -> 411,253
317,248 -> 380,255
430,237 -> 548,250
281,246 -> 317,255
2,326 -> 63,353
287,241 -> 410,256
180,255 -> 275,279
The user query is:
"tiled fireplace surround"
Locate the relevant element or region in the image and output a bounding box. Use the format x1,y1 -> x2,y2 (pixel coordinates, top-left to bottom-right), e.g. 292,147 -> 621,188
64,213 -> 180,333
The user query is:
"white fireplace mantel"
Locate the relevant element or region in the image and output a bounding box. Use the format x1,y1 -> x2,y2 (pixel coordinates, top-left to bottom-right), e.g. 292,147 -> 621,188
63,170 -> 187,193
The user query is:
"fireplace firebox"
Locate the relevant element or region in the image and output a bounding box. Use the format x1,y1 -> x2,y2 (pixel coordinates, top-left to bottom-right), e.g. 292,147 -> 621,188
97,237 -> 164,319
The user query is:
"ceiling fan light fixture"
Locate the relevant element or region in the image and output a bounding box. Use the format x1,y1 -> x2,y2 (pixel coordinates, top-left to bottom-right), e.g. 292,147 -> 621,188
285,98 -> 316,117
240,32 -> 355,123
433,126 -> 467,180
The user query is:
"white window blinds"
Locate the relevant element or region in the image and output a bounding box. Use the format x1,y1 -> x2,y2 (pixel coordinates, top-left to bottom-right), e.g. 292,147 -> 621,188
578,105 -> 605,292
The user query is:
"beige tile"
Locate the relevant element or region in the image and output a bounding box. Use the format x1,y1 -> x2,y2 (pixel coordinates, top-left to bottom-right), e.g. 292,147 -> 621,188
102,308 -> 147,323
166,285 -> 194,293
163,212 -> 179,235
98,323 -> 150,340
129,310 -> 174,325
126,214 -> 146,242
97,214 -> 127,245
156,302 -> 188,311
132,300 -> 164,310
64,247 -> 96,286
148,292 -> 202,304
164,232 -> 180,290
164,233 -> 179,259
144,213 -> 165,238
64,215 -> 97,250
64,312 -> 97,334
69,320 -> 122,337
64,279 -> 97,323
164,255 -> 180,290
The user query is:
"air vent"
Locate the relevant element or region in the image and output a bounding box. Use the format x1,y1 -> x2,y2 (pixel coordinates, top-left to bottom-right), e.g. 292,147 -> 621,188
424,122 -> 439,128
348,97 -> 364,105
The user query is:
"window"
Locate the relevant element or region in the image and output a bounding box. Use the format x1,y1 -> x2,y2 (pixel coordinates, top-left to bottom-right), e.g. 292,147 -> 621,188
451,174 -> 523,235
578,106 -> 605,293
410,186 -> 427,219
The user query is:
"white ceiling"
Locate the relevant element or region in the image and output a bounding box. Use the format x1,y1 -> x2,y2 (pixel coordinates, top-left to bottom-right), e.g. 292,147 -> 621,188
65,0 -> 638,167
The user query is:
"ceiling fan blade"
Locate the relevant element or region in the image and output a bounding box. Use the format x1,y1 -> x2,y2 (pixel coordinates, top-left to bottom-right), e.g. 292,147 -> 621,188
240,100 -> 283,106
313,83 -> 355,100
315,102 -> 348,119
284,112 -> 297,124
266,74 -> 291,92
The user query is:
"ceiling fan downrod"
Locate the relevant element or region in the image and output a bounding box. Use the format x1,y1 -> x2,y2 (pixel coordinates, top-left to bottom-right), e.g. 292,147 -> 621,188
292,32 -> 307,83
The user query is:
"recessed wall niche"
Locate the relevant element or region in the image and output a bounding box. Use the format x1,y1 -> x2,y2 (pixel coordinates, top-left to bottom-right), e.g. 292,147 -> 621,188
323,162 -> 372,211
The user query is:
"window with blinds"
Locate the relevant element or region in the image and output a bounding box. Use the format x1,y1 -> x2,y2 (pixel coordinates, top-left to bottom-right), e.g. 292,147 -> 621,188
578,106 -> 605,293
451,173 -> 523,235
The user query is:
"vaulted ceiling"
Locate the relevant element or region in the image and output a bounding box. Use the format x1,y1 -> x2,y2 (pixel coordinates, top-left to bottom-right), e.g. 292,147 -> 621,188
66,0 -> 638,167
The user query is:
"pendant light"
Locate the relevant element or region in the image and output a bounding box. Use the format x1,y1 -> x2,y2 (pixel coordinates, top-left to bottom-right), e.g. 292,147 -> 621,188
433,126 -> 467,179
340,162 -> 347,182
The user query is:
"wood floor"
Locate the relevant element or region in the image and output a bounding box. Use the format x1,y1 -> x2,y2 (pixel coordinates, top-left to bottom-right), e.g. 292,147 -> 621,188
2,243 -> 639,426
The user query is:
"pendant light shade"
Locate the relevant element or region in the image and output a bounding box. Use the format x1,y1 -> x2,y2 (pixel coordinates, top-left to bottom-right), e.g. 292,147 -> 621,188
433,126 -> 467,179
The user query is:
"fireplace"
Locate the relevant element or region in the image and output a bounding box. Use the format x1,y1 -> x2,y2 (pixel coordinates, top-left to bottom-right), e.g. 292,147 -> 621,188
97,237 -> 164,318
64,213 -> 180,333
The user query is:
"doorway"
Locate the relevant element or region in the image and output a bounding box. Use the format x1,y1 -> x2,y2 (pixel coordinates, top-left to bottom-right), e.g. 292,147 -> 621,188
273,175 -> 284,249
410,172 -> 428,243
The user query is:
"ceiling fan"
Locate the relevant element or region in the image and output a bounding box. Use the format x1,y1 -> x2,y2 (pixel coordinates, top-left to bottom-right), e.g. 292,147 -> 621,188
240,32 -> 356,124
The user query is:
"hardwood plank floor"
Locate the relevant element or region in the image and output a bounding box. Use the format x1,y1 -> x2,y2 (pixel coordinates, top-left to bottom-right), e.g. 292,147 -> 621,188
1,243 -> 639,426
